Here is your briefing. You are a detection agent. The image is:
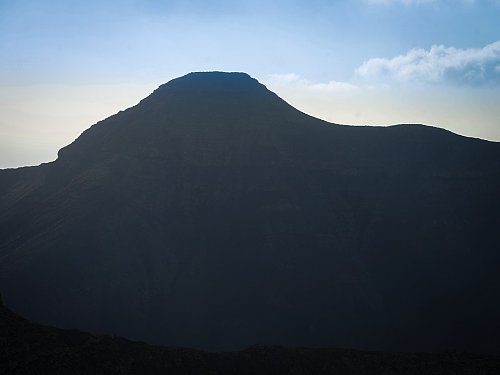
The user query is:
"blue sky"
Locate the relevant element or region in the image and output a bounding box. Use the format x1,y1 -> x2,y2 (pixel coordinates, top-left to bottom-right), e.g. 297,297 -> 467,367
1,0 -> 499,167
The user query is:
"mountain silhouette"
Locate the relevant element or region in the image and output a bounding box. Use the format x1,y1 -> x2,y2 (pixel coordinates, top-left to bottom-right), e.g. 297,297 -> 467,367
1,72 -> 499,353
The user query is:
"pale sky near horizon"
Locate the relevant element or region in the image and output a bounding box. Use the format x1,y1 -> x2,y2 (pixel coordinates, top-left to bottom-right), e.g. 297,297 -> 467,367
1,0 -> 499,168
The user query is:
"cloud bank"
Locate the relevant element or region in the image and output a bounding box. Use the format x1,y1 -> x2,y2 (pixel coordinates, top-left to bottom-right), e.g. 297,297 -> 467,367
266,40 -> 500,142
356,41 -> 500,85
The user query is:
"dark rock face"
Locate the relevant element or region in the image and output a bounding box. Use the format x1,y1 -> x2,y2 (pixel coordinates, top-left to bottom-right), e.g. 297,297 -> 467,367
1,72 -> 500,353
2,303 -> 500,375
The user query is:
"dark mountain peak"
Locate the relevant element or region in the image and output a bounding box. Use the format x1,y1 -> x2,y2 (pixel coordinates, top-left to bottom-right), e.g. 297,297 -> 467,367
155,71 -> 267,93
136,71 -> 286,115
54,71 -> 296,163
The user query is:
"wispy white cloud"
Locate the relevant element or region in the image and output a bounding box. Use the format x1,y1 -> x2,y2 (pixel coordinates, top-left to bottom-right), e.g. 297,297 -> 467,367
262,73 -> 362,126
356,40 -> 500,84
265,73 -> 358,93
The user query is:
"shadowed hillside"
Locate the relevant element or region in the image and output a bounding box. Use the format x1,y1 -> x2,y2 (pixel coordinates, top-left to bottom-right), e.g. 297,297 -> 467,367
1,72 -> 500,353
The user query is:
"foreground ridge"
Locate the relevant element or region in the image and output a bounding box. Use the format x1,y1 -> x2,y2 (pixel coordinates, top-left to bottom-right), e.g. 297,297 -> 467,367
2,300 -> 500,375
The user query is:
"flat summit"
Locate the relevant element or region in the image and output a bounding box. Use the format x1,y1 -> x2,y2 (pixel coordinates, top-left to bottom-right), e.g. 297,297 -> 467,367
1,72 -> 500,353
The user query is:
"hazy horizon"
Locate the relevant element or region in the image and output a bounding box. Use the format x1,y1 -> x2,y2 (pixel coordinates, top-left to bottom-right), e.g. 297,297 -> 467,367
1,0 -> 499,168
